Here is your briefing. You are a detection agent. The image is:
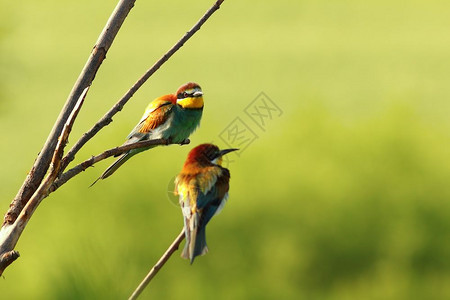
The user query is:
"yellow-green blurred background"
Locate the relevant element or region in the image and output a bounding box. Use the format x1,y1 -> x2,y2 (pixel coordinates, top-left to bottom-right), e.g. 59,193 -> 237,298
1,0 -> 450,299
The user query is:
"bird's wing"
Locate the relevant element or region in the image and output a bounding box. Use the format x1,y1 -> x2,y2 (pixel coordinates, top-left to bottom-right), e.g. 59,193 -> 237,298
126,95 -> 176,140
176,174 -> 199,261
175,174 -> 197,218
196,167 -> 230,225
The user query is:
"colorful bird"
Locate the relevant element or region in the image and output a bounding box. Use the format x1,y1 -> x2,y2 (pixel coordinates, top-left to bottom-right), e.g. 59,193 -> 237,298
175,143 -> 238,264
92,82 -> 204,185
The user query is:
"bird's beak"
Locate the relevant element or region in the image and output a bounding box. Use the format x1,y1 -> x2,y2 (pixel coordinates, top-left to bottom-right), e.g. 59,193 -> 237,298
193,91 -> 203,97
219,148 -> 239,157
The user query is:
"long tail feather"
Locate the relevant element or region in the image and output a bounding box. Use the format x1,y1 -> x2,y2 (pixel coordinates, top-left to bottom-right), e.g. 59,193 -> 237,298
181,213 -> 208,264
191,226 -> 208,264
90,152 -> 132,186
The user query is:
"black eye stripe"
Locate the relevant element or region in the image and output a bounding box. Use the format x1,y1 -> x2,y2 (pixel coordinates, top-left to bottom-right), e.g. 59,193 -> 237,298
177,91 -> 201,99
178,92 -> 189,98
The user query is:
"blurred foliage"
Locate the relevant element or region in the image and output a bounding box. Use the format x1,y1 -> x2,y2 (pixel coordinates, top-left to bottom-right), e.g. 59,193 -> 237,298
1,0 -> 450,299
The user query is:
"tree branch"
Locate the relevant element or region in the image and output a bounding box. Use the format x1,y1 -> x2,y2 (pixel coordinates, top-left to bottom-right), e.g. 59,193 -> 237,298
3,0 -> 136,227
50,138 -> 190,193
129,229 -> 185,300
0,251 -> 20,275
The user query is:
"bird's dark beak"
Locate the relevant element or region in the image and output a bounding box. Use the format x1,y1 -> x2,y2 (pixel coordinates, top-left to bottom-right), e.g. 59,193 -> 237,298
193,91 -> 203,97
219,148 -> 239,157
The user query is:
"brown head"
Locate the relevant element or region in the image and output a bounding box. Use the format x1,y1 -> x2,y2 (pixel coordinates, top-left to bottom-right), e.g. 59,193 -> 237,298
175,82 -> 204,109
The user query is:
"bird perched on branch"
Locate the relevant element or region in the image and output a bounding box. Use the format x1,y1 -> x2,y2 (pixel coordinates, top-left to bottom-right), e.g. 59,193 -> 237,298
175,143 -> 238,264
92,82 -> 204,185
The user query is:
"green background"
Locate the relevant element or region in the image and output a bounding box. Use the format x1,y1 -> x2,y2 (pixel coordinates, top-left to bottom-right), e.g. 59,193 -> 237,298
1,0 -> 450,299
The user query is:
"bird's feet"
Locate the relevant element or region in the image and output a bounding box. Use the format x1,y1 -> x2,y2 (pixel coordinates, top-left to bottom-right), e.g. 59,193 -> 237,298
164,138 -> 172,145
164,138 -> 190,145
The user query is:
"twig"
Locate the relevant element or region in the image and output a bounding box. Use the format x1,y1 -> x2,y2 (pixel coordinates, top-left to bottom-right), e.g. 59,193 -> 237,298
129,229 -> 185,300
0,250 -> 20,274
50,138 -> 190,193
3,0 -> 136,227
58,0 -> 226,175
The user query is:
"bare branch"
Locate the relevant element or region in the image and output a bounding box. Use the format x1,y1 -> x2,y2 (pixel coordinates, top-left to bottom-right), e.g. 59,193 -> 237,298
50,138 -> 190,193
129,230 -> 185,300
0,251 -> 20,274
53,86 -> 90,168
3,0 -> 136,227
59,0 -> 226,174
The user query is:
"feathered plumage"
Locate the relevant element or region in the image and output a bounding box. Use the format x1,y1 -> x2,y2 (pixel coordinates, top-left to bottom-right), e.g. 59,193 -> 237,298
175,144 -> 238,263
92,82 -> 204,185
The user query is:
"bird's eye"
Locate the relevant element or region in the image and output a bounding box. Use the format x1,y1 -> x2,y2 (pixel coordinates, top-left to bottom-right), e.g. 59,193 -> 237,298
183,92 -> 188,98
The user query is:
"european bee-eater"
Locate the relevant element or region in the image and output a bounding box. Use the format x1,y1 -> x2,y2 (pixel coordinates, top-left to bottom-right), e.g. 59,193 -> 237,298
175,143 -> 238,264
93,82 -> 204,184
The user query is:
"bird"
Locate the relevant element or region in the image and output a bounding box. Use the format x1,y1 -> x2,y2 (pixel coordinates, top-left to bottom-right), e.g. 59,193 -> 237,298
174,143 -> 238,264
92,82 -> 204,185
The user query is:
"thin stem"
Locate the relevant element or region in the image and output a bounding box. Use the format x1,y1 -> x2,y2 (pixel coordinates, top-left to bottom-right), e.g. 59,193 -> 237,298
129,229 -> 185,300
50,138 -> 190,193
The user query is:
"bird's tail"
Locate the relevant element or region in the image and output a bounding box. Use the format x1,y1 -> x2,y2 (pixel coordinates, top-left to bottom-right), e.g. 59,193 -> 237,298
181,215 -> 208,264
90,152 -> 132,186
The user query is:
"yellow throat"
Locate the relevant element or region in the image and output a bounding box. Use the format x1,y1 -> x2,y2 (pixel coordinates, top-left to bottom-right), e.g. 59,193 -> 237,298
177,96 -> 204,109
